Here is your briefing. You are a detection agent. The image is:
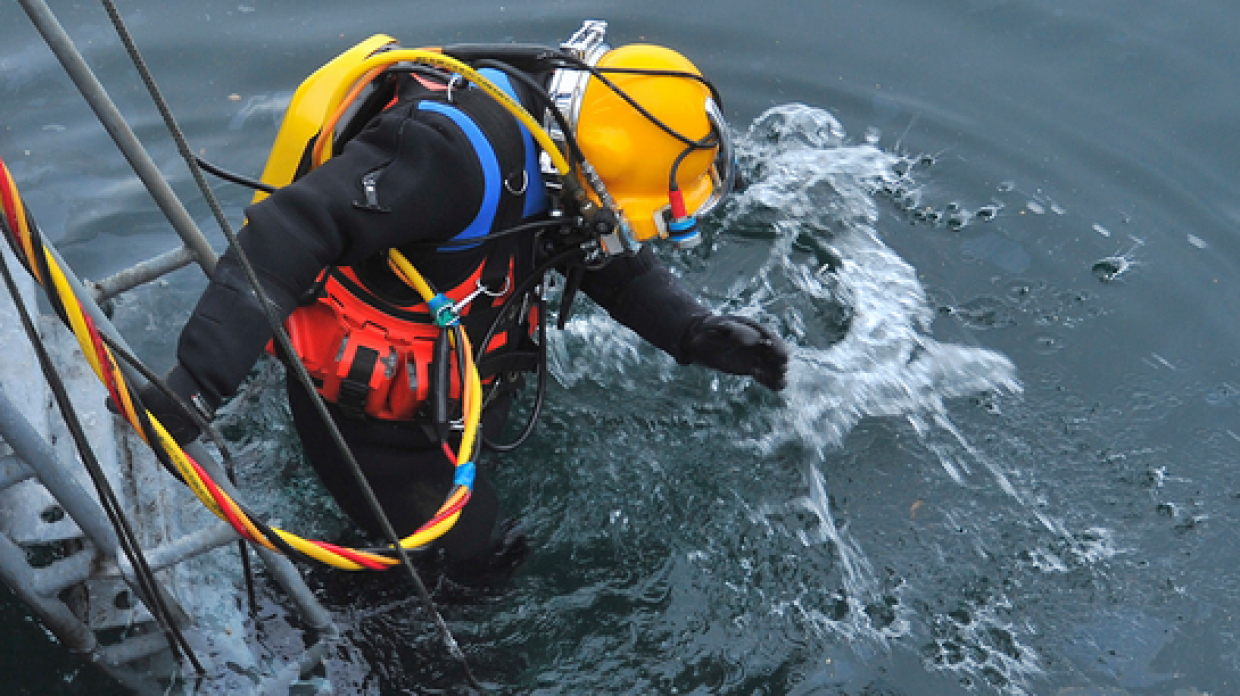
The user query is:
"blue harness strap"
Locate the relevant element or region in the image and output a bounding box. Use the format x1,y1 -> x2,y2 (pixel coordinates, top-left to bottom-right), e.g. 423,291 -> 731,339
415,71 -> 548,248
417,100 -> 501,244
478,68 -> 548,219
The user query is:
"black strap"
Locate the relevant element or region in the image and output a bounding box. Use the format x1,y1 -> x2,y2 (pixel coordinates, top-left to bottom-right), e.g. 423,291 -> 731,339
476,343 -> 540,378
337,344 -> 379,420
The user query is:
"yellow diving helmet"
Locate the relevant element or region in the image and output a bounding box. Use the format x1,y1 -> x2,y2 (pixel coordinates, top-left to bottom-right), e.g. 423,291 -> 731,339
547,21 -> 736,248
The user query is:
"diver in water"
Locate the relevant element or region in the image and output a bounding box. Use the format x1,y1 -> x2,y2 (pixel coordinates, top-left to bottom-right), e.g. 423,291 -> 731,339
141,21 -> 788,587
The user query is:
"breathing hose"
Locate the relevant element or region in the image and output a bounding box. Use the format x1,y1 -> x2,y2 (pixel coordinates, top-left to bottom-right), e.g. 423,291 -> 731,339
319,49 -> 573,176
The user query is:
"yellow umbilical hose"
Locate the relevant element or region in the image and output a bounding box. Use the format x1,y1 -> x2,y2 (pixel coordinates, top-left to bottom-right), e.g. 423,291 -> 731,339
385,248 -> 485,548
2,155 -> 475,571
318,49 -> 573,176
0,48 -> 553,570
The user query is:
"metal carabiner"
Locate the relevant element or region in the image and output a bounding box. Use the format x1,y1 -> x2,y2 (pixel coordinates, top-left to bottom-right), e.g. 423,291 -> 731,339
454,274 -> 512,313
445,73 -> 465,103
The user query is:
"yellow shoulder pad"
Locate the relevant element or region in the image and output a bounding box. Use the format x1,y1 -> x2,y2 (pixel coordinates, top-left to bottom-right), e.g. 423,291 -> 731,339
252,34 -> 398,203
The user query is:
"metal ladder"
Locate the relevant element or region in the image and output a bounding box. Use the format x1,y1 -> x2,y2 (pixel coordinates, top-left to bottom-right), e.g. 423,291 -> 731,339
0,246 -> 336,693
1,0 -> 339,691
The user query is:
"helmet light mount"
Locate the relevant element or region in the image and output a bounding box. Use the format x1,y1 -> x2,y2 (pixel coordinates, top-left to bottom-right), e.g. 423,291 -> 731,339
545,20 -> 641,257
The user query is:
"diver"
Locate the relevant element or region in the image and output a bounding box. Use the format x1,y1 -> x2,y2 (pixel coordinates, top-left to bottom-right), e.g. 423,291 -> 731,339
139,21 -> 789,587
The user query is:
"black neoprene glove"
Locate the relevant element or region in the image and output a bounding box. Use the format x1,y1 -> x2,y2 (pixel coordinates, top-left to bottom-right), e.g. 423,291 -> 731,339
134,365 -> 215,447
683,315 -> 790,391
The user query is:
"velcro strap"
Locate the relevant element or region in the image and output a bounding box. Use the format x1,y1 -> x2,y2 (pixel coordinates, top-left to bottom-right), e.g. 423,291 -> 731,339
338,345 -> 379,420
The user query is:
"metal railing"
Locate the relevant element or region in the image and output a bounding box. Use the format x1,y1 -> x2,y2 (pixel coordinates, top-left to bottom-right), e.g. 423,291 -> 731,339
17,0 -> 218,278
1,1 -> 337,692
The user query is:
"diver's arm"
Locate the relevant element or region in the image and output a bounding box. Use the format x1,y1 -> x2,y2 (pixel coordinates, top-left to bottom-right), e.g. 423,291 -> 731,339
174,103 -> 483,413
580,246 -> 789,391
577,246 -> 709,364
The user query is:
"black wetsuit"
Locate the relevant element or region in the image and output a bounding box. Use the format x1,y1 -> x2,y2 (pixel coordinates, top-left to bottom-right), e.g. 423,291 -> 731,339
174,70 -> 711,582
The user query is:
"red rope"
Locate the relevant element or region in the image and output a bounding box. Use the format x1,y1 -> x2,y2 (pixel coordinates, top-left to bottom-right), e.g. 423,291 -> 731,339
185,452 -> 255,542
308,539 -> 390,571
420,488 -> 471,530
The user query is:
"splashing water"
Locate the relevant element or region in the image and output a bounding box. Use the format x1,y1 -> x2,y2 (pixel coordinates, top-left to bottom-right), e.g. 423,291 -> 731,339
717,106 -> 1060,691
544,106 -> 1038,674
220,104 -> 1050,693
730,105 -> 1021,456
711,106 -> 1047,668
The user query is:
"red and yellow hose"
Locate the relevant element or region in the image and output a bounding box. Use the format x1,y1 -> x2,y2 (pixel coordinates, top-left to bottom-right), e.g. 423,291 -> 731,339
1,153 -> 478,571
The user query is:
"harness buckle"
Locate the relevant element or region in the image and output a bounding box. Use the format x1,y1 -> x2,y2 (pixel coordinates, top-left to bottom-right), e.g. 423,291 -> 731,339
333,340 -> 390,420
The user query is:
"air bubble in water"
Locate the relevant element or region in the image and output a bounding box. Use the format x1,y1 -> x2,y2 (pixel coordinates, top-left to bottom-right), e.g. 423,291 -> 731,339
1092,240 -> 1143,283
1091,256 -> 1129,283
1032,335 -> 1063,354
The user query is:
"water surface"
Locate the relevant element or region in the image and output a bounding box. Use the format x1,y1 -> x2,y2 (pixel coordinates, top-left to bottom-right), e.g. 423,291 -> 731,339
2,0 -> 1239,693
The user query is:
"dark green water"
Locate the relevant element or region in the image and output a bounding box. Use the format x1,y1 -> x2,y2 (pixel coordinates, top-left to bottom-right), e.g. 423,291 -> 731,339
3,0 -> 1240,693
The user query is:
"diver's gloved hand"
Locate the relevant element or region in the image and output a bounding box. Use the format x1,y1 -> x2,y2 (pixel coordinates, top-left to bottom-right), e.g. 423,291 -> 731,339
133,365 -> 215,447
683,314 -> 790,391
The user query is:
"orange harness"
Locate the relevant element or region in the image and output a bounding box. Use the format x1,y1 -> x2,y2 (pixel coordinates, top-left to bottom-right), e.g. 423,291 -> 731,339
278,256 -> 526,421
270,64 -> 545,422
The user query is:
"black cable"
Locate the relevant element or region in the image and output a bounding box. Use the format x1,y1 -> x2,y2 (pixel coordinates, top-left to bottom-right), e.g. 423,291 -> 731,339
99,0 -> 238,263
476,245 -> 585,451
471,58 -> 587,169
594,65 -> 723,107
23,210 -> 74,332
475,244 -> 585,359
0,212 -> 36,278
451,323 -> 471,430
551,55 -> 723,147
237,520 -> 258,615
194,156 -> 276,194
483,295 -> 548,452
0,239 -> 205,674
405,218 -> 567,251
668,136 -> 706,191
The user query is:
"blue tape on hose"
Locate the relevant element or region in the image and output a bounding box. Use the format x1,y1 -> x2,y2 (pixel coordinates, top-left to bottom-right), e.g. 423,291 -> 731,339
668,217 -> 697,232
668,217 -> 699,245
427,294 -> 458,327
453,461 -> 477,490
